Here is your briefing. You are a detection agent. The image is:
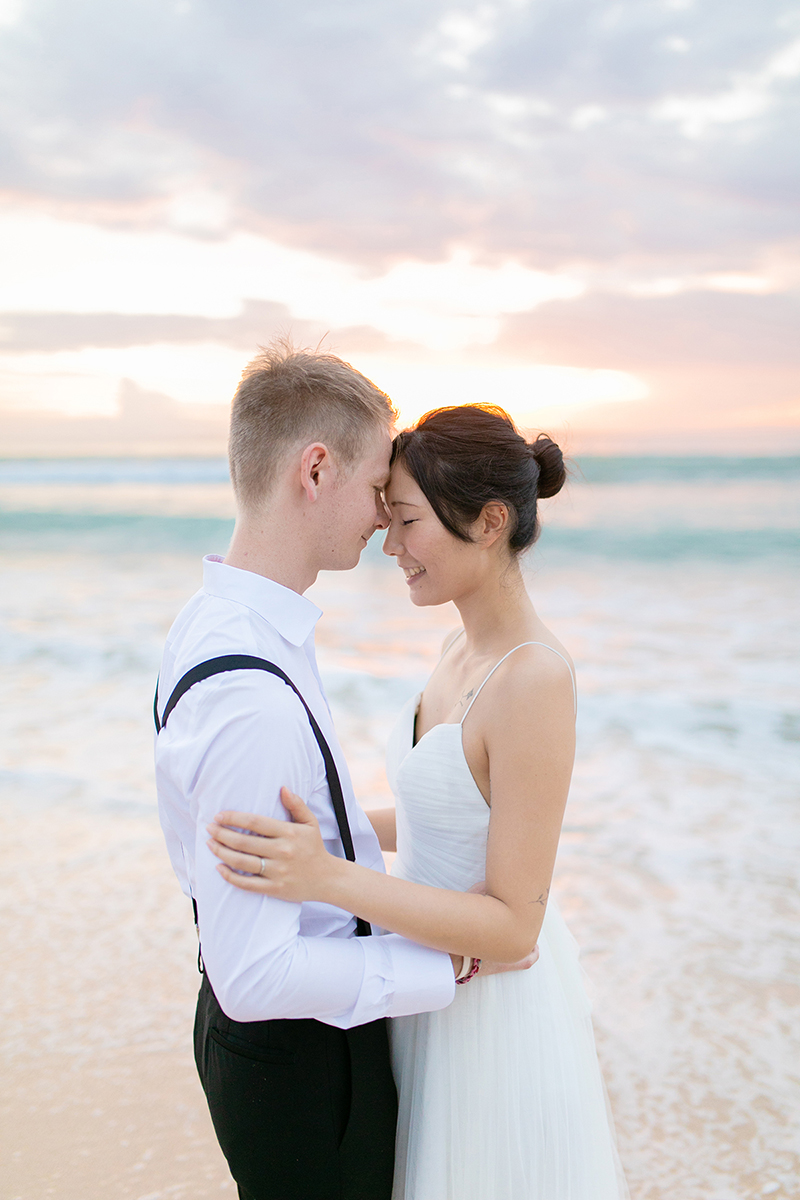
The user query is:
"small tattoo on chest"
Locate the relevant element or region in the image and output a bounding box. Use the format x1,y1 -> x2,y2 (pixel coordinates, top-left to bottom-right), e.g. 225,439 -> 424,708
459,688 -> 474,708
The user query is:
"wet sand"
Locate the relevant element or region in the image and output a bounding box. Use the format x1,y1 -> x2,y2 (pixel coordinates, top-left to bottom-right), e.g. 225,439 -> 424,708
3,1050 -> 230,1199
4,790 -> 797,1200
0,805 -> 233,1199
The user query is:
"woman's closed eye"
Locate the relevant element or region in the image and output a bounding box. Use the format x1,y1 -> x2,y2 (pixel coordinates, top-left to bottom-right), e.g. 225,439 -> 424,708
402,519 -> 417,526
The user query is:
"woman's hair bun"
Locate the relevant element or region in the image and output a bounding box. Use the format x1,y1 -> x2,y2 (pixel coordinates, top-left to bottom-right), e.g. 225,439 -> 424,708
391,405 -> 567,556
530,434 -> 566,499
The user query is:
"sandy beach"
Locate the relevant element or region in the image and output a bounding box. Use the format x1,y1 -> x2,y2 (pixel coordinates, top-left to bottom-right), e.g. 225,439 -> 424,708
0,802 -> 233,1199
1,458 -> 799,1199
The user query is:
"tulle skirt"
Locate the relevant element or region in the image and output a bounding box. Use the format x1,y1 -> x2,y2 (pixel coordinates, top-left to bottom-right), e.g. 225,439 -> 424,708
389,901 -> 628,1200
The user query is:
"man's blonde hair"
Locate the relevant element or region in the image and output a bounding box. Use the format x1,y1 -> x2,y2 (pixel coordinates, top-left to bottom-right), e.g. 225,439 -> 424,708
229,341 -> 396,509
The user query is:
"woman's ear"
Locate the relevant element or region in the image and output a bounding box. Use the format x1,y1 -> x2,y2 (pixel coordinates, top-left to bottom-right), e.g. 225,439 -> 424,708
478,501 -> 509,546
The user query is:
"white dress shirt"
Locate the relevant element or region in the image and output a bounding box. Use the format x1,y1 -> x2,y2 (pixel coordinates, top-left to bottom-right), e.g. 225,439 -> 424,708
155,555 -> 455,1028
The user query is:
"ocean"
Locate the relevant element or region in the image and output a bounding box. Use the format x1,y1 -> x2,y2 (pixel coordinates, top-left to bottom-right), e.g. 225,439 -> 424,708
1,455 -> 798,1200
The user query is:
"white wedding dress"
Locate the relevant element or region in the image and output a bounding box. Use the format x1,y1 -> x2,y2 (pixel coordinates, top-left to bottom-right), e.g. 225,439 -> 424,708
386,643 -> 628,1200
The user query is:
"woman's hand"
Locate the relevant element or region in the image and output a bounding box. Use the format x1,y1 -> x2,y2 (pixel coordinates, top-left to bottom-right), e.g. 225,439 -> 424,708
206,788 -> 343,902
209,814 -> 541,970
478,947 -> 539,976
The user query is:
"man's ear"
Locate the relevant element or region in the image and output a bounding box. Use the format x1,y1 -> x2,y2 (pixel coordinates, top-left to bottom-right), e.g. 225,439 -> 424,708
298,443 -> 331,502
479,501 -> 509,547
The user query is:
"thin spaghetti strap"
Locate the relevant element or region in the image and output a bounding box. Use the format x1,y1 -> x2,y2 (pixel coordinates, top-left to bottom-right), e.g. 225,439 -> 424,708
460,641 -> 577,722
441,627 -> 466,658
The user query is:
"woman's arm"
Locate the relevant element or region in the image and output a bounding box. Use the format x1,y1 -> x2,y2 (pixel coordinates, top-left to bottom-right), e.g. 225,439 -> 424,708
208,653 -> 575,963
365,806 -> 396,852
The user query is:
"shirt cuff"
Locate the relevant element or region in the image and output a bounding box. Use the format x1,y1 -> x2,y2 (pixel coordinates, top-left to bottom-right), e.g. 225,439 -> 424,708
312,934 -> 454,1030
380,933 -> 456,1018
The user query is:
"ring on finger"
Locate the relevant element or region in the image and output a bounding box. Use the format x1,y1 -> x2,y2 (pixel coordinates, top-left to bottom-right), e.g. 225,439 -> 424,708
259,857 -> 267,877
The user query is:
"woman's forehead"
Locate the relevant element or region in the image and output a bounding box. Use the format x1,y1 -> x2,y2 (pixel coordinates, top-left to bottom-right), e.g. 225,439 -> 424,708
387,460 -> 425,501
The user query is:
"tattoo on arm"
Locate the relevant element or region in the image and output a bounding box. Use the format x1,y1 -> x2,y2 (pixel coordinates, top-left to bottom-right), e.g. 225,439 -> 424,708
531,887 -> 550,907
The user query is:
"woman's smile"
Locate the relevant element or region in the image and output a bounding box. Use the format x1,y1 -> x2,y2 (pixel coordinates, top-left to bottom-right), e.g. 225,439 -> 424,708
403,565 -> 426,582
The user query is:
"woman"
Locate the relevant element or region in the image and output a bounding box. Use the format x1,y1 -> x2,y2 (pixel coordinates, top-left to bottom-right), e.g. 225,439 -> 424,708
207,404 -> 628,1200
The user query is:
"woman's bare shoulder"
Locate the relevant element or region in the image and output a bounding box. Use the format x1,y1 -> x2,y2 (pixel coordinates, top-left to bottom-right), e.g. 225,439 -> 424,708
495,636 -> 576,710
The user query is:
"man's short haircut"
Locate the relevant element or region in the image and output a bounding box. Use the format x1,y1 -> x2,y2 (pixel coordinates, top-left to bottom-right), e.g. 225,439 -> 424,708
229,340 -> 396,509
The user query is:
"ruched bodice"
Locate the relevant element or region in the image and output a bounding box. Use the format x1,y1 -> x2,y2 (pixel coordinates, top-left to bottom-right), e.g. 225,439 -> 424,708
387,693 -> 489,893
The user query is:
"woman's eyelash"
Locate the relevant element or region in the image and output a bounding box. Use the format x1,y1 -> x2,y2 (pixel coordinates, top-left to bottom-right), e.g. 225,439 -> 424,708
402,519 -> 416,526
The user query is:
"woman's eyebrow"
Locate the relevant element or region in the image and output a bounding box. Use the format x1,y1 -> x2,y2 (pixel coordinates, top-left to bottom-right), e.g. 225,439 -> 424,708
389,499 -> 421,507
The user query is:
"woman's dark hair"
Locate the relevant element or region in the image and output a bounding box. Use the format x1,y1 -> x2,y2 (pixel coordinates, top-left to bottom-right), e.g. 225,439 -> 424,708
390,404 -> 566,554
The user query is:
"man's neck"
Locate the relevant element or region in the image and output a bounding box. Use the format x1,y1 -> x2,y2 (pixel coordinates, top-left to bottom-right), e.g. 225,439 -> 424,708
225,514 -> 318,595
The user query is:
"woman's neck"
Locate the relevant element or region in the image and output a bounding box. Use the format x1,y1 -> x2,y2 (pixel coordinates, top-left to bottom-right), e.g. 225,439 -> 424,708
453,561 -> 538,654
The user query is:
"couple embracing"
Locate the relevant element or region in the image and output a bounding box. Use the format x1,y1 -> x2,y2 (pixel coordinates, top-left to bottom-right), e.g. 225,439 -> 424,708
154,342 -> 627,1200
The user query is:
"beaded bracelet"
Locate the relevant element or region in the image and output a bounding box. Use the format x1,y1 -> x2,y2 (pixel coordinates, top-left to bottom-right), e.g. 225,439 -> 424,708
455,957 -> 481,985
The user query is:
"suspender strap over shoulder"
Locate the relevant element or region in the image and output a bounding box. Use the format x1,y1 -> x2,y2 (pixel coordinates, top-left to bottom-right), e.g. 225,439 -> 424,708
154,655 -> 371,937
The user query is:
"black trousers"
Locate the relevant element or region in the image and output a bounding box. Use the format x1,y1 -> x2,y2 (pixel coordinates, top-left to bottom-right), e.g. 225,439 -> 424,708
194,974 -> 398,1200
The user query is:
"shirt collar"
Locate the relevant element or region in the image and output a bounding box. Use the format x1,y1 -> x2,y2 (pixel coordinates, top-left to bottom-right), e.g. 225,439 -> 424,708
202,555 -> 322,647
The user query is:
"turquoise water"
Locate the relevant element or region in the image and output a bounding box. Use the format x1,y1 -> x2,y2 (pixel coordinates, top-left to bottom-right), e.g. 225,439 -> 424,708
574,455 -> 800,483
2,511 -> 797,561
3,454 -> 799,483
0,457 -> 234,484
1,455 -> 798,561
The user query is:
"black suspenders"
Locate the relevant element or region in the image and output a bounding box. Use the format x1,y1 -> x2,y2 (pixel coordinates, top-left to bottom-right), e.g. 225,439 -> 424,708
154,654 -> 371,939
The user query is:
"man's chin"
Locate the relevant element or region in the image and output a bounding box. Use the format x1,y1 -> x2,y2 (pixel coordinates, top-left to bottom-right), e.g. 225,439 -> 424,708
326,545 -> 365,572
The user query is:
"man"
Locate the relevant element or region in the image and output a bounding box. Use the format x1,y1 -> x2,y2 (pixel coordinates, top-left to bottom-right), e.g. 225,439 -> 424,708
154,343 -> 459,1200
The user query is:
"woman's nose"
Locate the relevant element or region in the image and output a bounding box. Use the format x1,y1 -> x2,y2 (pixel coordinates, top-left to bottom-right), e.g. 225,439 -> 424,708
382,522 -> 401,557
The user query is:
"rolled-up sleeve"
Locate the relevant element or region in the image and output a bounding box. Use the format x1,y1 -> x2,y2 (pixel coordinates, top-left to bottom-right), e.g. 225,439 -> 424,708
168,672 -> 454,1028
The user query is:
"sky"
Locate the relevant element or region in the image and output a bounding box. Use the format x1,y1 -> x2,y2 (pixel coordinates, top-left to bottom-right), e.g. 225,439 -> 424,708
0,0 -> 799,453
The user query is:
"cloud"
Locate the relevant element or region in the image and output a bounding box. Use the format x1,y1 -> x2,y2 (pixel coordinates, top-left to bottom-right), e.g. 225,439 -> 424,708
495,287 -> 800,450
0,0 -> 798,271
497,288 -> 800,368
0,379 -> 229,455
653,35 -> 800,137
0,0 -> 796,452
0,301 -> 292,352
0,206 -> 586,347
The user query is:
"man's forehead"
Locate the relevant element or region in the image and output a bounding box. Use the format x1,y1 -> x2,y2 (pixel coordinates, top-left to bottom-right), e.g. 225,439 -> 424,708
367,425 -> 393,480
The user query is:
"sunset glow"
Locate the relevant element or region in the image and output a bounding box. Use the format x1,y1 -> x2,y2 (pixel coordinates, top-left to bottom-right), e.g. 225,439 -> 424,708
0,2 -> 797,455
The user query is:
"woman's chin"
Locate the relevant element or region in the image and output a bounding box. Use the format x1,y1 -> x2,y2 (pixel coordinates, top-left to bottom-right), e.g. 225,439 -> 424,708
408,582 -> 450,608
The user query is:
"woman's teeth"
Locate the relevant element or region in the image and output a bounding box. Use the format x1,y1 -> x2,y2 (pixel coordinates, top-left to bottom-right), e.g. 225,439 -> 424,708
404,566 -> 425,578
